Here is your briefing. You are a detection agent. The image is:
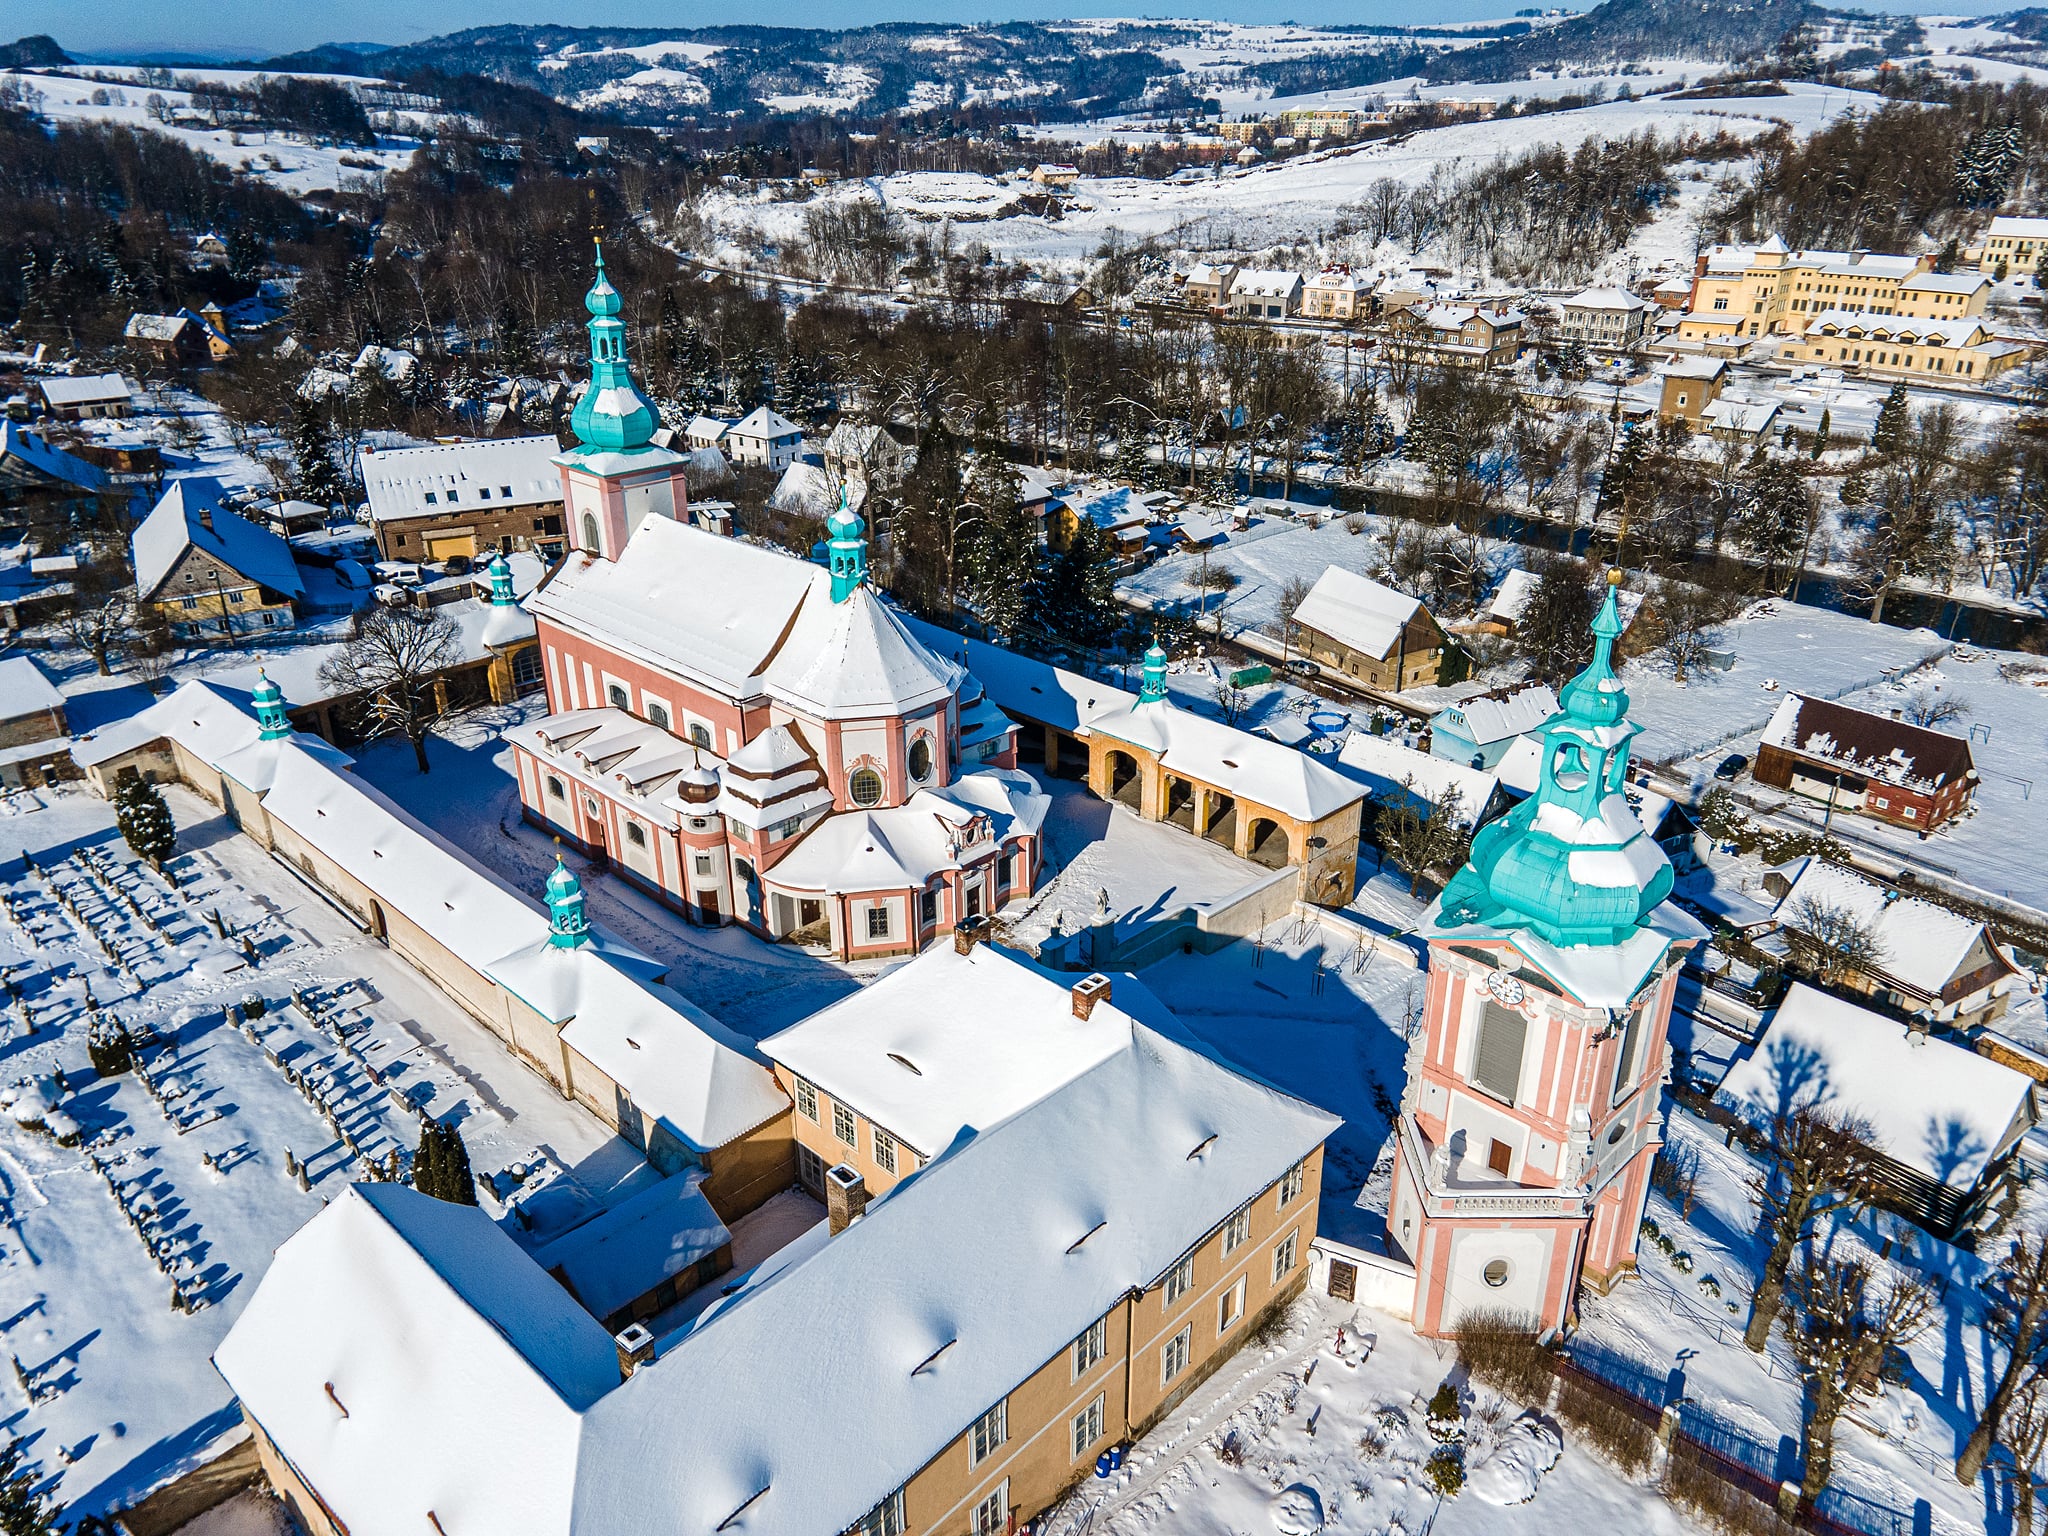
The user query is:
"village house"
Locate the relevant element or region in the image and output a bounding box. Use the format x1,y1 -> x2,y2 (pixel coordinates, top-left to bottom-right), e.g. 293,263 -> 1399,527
1770,859 -> 2019,1030
1393,580 -> 1707,1335
132,478 -> 303,637
1301,266 -> 1368,320
1428,682 -> 1558,769
1717,982 -> 2034,1237
124,307 -> 233,364
214,936 -> 1339,1536
1043,482 -> 1169,556
1290,567 -> 1455,692
1754,692 -> 1977,830
359,434 -> 569,563
1701,397 -> 1783,442
722,405 -> 805,471
1382,304 -> 1524,369
1181,262 -> 1237,309
1655,357 -> 1727,423
509,251 -> 1038,961
1226,270 -> 1303,320
822,420 -> 912,496
36,373 -> 131,420
1558,287 -> 1648,350
1031,162 -> 1080,188
1979,215 -> 2048,278
1336,733 -> 1512,837
0,656 -> 73,789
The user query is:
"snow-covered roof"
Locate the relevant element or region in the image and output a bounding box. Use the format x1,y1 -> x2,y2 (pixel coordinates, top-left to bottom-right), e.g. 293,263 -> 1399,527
1336,734 -> 1497,828
1496,732 -> 1542,795
1988,216 -> 2048,239
763,768 -> 1048,898
0,423 -> 107,492
133,479 -> 304,599
359,435 -> 564,523
1089,700 -> 1367,824
37,372 -> 131,407
1185,261 -> 1236,286
764,587 -> 961,719
1771,860 -> 2004,1001
1900,271 -> 1989,296
1231,269 -> 1303,298
124,312 -> 189,342
533,1172 -> 731,1324
214,1184 -> 618,1536
1484,567 -> 1539,625
69,679 -> 355,793
1660,356 -> 1726,382
0,656 -> 63,722
1802,310 -> 1990,346
512,708 -> 709,821
1716,982 -> 2033,1187
1701,398 -> 1781,435
764,941 -> 1170,1157
1291,566 -> 1427,662
1562,287 -> 1646,312
573,1017 -> 1339,1536
683,414 -> 731,443
1305,268 -> 1367,292
902,619 -> 1134,734
1427,900 -> 1705,1008
1759,693 -> 1974,792
727,406 -> 801,443
768,460 -> 860,522
1432,684 -> 1559,749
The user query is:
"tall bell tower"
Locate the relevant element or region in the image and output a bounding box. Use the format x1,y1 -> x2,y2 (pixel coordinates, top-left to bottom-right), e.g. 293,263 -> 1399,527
555,240 -> 689,561
1390,573 -> 1704,1337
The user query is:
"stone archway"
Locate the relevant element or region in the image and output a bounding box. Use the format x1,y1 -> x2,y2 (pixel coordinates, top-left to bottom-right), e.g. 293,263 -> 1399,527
1164,775 -> 1196,830
1202,792 -> 1237,848
1106,750 -> 1141,809
1247,816 -> 1290,869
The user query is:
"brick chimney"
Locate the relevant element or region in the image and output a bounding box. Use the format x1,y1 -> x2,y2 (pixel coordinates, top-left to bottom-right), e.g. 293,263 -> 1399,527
1072,973 -> 1112,1021
826,1162 -> 868,1235
614,1322 -> 656,1378
952,914 -> 989,956
195,500 -> 214,533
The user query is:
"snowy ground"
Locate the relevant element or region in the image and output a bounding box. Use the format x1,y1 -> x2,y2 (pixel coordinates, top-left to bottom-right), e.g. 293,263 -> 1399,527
0,783 -> 647,1518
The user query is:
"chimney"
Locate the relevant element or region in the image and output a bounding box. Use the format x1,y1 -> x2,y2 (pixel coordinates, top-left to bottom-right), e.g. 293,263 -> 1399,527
826,1163 -> 869,1235
1072,973 -> 1113,1021
952,914 -> 989,956
196,501 -> 214,533
614,1322 -> 656,1378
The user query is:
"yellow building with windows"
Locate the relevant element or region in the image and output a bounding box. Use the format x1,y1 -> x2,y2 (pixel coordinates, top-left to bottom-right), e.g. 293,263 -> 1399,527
1980,215 -> 2048,278
132,478 -> 302,638
1778,310 -> 2030,383
1673,234 -> 1988,347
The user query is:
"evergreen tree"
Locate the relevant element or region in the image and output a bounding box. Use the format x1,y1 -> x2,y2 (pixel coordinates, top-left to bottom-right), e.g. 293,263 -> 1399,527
1031,520 -> 1120,651
0,1435 -> 58,1536
959,454 -> 1039,641
889,419 -> 965,616
290,402 -> 349,510
1596,422 -> 1649,515
1871,384 -> 1909,455
411,1119 -> 478,1205
113,769 -> 177,866
1516,558 -> 1597,684
1557,339 -> 1590,381
1811,407 -> 1831,459
1737,455 -> 1818,593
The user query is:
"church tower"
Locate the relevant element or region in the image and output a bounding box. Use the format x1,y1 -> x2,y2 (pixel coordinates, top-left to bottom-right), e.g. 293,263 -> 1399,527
554,240 -> 689,561
1390,574 -> 1704,1338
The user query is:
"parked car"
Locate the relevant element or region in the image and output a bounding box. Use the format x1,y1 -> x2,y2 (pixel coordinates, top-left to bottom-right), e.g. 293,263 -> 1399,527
1713,753 -> 1749,781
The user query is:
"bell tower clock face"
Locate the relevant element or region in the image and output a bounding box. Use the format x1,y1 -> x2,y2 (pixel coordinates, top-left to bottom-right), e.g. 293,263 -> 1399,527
1485,968 -> 1526,1008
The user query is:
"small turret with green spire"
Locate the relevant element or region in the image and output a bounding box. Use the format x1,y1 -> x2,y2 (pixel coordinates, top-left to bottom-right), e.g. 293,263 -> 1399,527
251,670 -> 292,742
567,239 -> 659,455
827,485 -> 867,603
1137,637 -> 1169,704
486,552 -> 518,608
545,856 -> 591,949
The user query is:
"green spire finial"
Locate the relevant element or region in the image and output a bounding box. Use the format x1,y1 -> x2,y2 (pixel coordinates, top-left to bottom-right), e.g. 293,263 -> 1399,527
545,856 -> 590,949
251,669 -> 292,742
828,483 -> 867,603
569,240 -> 655,454
486,552 -> 517,607
1138,636 -> 1169,704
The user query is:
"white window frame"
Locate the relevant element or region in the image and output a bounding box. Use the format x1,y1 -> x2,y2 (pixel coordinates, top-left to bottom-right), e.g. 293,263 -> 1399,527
794,1077 -> 818,1122
1218,1275 -> 1246,1334
848,1488 -> 905,1536
1071,1394 -> 1105,1460
1222,1202 -> 1251,1256
832,1101 -> 858,1148
1277,1160 -> 1305,1209
873,1126 -> 897,1175
1273,1230 -> 1299,1284
968,1400 -> 1008,1466
1072,1316 -> 1107,1379
601,671 -> 631,712
1161,1325 -> 1192,1386
969,1481 -> 1009,1536
1163,1254 -> 1194,1307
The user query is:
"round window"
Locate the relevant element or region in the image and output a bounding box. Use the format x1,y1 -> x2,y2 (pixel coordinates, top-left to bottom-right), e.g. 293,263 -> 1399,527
909,737 -> 934,783
1482,1258 -> 1511,1289
849,767 -> 884,806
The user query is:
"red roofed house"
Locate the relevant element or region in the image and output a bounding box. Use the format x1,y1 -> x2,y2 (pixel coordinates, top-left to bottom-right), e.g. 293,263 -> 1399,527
1753,693 -> 1977,832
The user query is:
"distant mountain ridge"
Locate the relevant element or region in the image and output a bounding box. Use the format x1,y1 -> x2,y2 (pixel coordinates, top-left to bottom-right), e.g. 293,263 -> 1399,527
1426,0 -> 1828,80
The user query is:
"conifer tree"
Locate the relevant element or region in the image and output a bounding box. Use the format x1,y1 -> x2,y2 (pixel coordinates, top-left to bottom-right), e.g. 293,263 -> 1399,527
1031,520 -> 1120,651
0,1435 -> 58,1536
113,770 -> 177,867
1811,407 -> 1830,459
411,1119 -> 477,1205
959,454 -> 1038,641
1871,384 -> 1909,456
290,402 -> 348,511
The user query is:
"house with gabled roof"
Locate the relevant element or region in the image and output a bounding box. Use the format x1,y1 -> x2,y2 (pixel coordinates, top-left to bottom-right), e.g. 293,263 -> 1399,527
1290,566 -> 1454,692
1754,692 -> 1977,830
1428,682 -> 1559,770
132,478 -> 303,637
722,405 -> 805,471
359,434 -> 569,563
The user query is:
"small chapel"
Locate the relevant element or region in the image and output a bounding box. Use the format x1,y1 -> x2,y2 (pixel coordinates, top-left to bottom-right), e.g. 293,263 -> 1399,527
1391,573 -> 1707,1337
509,247 -> 1046,959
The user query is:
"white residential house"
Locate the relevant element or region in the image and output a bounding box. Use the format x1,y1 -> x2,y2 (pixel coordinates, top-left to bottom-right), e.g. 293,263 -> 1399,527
1559,287 -> 1648,349
1228,270 -> 1303,320
1182,262 -> 1237,308
723,407 -> 805,471
821,422 -> 910,494
36,374 -> 132,421
684,415 -> 733,453
1302,267 -> 1368,321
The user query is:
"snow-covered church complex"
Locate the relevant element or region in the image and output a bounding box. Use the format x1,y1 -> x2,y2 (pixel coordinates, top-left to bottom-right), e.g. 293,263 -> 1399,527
510,247 -> 1045,959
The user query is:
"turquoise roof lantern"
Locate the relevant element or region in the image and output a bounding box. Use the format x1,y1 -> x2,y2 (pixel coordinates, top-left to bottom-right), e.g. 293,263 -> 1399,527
1137,640 -> 1169,704
568,239 -> 659,455
251,669 -> 292,742
1436,571 -> 1673,948
827,484 -> 867,603
486,552 -> 517,607
545,856 -> 591,949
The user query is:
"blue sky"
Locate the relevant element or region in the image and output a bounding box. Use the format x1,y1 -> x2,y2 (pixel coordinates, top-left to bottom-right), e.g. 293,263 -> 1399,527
27,0 -> 1995,62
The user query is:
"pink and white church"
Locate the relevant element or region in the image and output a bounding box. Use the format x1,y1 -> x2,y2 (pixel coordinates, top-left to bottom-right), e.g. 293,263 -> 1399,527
509,248 -> 1045,960
1391,574 -> 1708,1337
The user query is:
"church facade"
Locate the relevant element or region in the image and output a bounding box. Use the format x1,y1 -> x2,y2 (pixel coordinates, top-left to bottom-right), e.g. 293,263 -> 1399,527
1390,575 -> 1706,1337
509,249 -> 1043,960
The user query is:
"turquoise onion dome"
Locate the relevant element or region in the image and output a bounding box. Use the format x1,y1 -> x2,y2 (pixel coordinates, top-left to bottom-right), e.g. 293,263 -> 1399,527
545,856 -> 591,949
568,239 -> 658,455
827,484 -> 867,603
1137,640 -> 1169,704
1437,572 -> 1672,948
486,552 -> 517,606
251,669 -> 292,742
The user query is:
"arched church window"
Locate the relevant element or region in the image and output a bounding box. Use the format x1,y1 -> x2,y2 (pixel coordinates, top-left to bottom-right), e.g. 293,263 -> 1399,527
1550,741 -> 1589,791
581,511 -> 601,554
908,736 -> 933,783
849,768 -> 884,806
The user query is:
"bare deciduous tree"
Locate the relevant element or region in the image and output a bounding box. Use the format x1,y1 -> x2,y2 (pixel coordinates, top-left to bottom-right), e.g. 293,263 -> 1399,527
1901,684 -> 1971,729
1783,893 -> 1888,989
1745,1104 -> 1875,1351
1783,1257 -> 1933,1499
1376,778 -> 1471,898
318,604 -> 460,774
1959,1231 -> 2048,1484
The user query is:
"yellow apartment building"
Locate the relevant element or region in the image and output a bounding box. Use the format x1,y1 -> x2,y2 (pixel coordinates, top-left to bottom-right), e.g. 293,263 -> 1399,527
1673,234 -> 1990,347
